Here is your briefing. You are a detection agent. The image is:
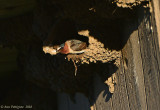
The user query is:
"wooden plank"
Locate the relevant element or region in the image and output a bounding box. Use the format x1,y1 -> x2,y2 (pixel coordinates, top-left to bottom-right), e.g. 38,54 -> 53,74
111,65 -> 131,110
93,65 -> 131,110
128,24 -> 147,110
93,5 -> 160,110
152,0 -> 160,50
137,7 -> 160,109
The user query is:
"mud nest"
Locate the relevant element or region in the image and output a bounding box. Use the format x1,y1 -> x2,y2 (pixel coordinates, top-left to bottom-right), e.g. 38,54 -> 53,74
43,30 -> 121,67
113,0 -> 150,8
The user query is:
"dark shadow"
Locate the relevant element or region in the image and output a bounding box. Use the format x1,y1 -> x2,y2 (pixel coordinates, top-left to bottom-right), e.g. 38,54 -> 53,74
86,61 -> 117,105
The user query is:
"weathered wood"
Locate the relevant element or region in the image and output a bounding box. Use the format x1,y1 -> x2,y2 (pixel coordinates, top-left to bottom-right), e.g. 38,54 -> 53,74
128,24 -> 147,110
93,4 -> 160,110
152,0 -> 160,50
137,7 -> 160,109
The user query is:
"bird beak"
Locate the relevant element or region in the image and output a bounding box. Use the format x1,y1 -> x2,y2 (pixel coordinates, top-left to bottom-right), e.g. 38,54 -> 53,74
56,43 -> 65,51
57,46 -> 62,51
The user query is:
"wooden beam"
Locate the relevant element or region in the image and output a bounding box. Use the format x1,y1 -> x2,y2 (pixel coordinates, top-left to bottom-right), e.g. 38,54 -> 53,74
152,0 -> 160,50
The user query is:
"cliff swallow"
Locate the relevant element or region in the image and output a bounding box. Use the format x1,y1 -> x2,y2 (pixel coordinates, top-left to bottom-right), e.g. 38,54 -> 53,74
43,39 -> 87,55
57,39 -> 87,54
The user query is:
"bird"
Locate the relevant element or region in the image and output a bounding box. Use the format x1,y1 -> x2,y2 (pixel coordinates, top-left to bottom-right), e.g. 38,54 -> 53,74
43,39 -> 87,55
57,39 -> 87,54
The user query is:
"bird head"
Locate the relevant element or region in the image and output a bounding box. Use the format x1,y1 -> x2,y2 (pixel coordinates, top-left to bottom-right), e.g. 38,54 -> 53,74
57,42 -> 70,54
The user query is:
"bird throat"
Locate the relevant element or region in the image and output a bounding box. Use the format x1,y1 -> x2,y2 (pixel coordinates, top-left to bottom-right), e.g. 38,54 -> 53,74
59,43 -> 70,54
